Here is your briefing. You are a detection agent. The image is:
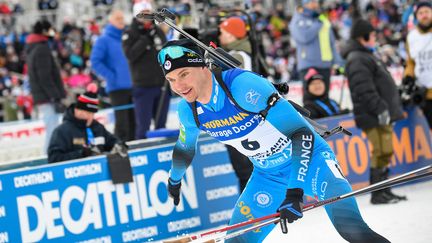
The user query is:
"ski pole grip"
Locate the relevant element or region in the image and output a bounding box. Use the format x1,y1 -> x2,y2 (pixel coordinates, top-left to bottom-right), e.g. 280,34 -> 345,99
161,8 -> 176,20
136,12 -> 155,19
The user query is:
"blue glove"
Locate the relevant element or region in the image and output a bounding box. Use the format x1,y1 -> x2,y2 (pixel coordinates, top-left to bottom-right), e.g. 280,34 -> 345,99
168,178 -> 181,206
278,188 -> 304,234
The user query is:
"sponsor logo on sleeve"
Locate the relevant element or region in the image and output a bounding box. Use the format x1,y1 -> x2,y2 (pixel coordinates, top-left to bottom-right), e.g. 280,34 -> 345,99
245,89 -> 261,105
297,134 -> 313,183
253,191 -> 273,208
179,123 -> 186,143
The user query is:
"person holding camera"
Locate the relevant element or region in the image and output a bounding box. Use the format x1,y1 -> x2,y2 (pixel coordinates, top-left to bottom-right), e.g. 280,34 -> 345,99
48,90 -> 127,163
122,1 -> 170,139
403,1 -> 432,128
342,19 -> 406,204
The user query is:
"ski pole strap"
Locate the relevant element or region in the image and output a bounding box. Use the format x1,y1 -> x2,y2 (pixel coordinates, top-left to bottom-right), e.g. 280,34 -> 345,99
259,93 -> 280,122
212,67 -> 250,113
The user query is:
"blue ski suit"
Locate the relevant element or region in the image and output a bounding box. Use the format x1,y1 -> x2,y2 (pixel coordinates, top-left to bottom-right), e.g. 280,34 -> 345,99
169,68 -> 389,243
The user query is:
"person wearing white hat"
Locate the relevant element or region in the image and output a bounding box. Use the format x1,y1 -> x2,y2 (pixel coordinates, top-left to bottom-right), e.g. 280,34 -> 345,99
122,0 -> 170,139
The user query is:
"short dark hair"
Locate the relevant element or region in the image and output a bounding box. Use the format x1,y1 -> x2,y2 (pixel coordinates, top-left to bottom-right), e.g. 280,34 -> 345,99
33,20 -> 52,34
414,1 -> 432,18
350,19 -> 374,40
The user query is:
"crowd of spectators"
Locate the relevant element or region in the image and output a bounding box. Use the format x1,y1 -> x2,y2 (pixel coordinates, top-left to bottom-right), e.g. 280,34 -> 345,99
0,0 -> 420,123
256,0 -> 411,83
0,3 -> 101,122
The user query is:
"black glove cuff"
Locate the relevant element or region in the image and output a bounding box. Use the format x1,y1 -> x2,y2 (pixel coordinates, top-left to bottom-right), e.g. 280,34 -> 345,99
286,188 -> 304,200
82,148 -> 92,157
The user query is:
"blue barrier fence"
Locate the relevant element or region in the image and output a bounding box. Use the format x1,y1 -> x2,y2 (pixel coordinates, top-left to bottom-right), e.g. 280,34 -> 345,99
0,137 -> 238,242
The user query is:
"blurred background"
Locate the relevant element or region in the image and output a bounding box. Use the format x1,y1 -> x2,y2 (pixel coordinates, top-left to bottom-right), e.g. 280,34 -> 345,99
0,0 -> 421,162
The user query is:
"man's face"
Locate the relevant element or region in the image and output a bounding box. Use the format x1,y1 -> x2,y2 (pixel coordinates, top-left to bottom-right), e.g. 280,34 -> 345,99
219,28 -> 236,46
366,31 -> 377,47
110,11 -> 125,30
305,0 -> 320,11
360,31 -> 377,48
165,67 -> 210,103
416,7 -> 432,27
75,109 -> 95,124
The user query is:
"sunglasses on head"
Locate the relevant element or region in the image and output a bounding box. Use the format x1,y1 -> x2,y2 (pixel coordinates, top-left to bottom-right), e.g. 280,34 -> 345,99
157,46 -> 200,65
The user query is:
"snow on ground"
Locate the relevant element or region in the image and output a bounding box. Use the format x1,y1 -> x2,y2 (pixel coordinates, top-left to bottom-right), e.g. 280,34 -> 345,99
159,180 -> 432,243
264,180 -> 432,243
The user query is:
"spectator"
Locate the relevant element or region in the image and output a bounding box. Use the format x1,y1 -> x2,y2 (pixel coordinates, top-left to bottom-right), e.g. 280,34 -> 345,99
302,68 -> 346,119
289,0 -> 344,103
122,1 -> 169,139
342,19 -> 406,204
0,2 -> 11,15
90,9 -> 135,141
219,17 -> 253,71
48,90 -> 127,163
25,20 -> 66,153
218,16 -> 254,192
403,1 -> 432,128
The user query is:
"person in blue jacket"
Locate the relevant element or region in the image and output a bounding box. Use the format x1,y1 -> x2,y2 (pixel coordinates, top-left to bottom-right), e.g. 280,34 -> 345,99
158,39 -> 389,242
289,0 -> 344,103
90,9 -> 135,141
